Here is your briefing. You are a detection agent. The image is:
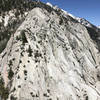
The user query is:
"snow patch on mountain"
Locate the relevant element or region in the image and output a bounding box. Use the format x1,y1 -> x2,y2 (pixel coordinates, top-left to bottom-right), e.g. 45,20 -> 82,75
61,9 -> 93,28
46,2 -> 96,28
4,15 -> 10,27
46,2 -> 58,10
0,16 -> 3,23
46,2 -> 53,7
2,10 -> 15,27
61,9 -> 77,19
98,26 -> 100,28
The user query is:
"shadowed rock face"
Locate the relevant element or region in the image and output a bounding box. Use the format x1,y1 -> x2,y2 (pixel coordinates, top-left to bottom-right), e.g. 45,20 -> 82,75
0,1 -> 100,100
86,26 -> 100,51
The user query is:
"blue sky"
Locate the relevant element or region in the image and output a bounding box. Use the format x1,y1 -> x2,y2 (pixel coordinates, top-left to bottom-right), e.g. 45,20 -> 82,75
41,0 -> 100,26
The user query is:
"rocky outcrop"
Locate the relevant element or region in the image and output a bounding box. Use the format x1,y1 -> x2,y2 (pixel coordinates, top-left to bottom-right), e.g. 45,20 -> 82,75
0,1 -> 100,100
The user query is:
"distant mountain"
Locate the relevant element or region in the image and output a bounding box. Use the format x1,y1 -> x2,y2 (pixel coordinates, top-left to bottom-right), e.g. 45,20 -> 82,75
0,1 -> 100,100
98,26 -> 100,28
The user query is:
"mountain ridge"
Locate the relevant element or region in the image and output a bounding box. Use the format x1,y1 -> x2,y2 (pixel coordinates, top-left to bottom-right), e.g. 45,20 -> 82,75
0,1 -> 100,100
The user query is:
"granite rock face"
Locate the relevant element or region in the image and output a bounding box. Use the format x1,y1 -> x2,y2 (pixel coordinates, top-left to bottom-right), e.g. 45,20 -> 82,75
0,2 -> 100,100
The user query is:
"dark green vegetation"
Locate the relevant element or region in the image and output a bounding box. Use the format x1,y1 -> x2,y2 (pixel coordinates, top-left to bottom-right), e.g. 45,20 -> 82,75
10,95 -> 17,100
0,0 -> 54,14
8,67 -> 14,80
0,18 -> 20,54
27,45 -> 33,57
16,30 -> 28,44
8,60 -> 13,67
0,77 -> 9,100
0,28 -> 11,53
0,0 -> 36,14
21,30 -> 28,44
24,70 -> 27,76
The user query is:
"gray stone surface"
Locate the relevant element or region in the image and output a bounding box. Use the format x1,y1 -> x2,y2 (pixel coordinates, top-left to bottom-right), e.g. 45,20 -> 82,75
0,4 -> 100,100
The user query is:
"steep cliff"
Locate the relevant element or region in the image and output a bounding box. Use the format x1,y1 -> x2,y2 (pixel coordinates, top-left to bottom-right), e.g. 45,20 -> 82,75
0,1 -> 100,100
